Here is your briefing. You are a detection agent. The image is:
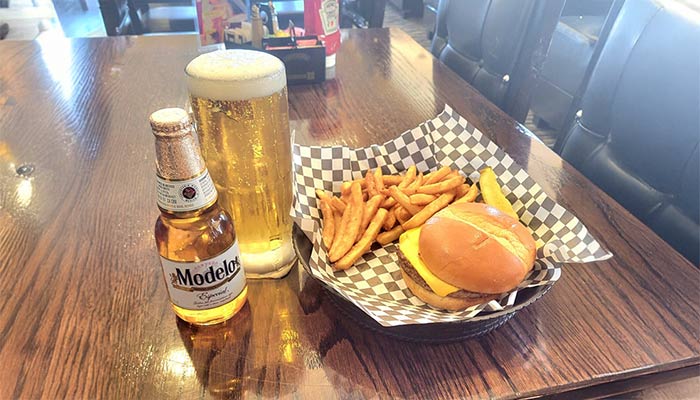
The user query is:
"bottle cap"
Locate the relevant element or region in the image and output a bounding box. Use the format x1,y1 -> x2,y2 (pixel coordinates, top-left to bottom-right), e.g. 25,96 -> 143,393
149,108 -> 192,137
150,108 -> 205,180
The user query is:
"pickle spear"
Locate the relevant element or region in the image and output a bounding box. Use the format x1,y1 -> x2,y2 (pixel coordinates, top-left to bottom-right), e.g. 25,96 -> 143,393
479,167 -> 519,220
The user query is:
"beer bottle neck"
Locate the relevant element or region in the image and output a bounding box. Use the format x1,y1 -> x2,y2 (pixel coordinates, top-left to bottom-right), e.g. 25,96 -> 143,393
150,107 -> 206,181
154,132 -> 206,181
150,108 -> 218,216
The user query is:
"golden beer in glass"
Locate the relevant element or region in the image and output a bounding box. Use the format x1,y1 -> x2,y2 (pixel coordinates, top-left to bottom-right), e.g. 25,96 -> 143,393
186,50 -> 295,278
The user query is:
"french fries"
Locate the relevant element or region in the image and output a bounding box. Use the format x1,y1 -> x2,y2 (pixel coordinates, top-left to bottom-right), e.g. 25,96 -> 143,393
335,209 -> 389,270
410,193 -> 437,206
395,206 -> 412,225
315,163 -> 518,270
407,172 -> 424,191
382,209 -> 397,230
402,192 -> 455,230
454,183 -> 479,205
388,186 -> 422,215
341,182 -> 352,199
424,166 -> 451,185
357,194 -> 385,242
365,170 -> 378,197
315,189 -> 330,201
417,175 -> 464,195
333,210 -> 342,242
398,165 -> 416,189
318,198 -> 335,248
455,183 -> 471,199
382,175 -> 403,186
377,225 -> 404,245
331,204 -> 350,256
463,184 -> 479,202
381,196 -> 397,209
330,196 -> 346,213
328,182 -> 363,262
374,167 -> 385,192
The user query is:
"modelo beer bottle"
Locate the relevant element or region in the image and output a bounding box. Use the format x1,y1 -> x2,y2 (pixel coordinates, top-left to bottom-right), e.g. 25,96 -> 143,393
151,108 -> 248,325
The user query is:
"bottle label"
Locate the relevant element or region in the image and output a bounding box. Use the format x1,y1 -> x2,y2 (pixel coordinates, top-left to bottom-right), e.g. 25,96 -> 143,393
319,0 -> 339,35
160,241 -> 246,310
156,169 -> 217,212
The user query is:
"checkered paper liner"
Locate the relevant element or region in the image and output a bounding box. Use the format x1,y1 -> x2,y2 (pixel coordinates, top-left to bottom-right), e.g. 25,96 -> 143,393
291,105 -> 612,327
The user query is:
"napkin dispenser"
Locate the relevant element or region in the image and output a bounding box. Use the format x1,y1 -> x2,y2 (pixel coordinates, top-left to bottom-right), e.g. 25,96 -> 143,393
263,36 -> 326,85
224,35 -> 326,85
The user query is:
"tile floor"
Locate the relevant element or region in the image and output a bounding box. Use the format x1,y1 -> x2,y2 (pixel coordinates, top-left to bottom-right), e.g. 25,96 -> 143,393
52,0 -> 104,37
383,1 -> 432,49
0,0 -> 63,40
0,0 -> 104,40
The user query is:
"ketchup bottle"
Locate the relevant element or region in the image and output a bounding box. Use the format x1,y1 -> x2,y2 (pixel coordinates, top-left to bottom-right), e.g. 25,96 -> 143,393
304,0 -> 340,67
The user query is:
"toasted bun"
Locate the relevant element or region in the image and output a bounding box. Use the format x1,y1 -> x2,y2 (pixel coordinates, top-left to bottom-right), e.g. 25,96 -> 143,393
400,269 -> 499,311
419,202 -> 536,294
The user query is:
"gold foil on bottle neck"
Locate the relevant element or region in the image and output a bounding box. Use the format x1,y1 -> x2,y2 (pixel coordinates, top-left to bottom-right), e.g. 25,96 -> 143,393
150,108 -> 206,180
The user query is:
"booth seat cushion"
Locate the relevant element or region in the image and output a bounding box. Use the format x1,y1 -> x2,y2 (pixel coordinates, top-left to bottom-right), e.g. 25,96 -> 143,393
560,0 -> 700,264
431,0 -> 537,109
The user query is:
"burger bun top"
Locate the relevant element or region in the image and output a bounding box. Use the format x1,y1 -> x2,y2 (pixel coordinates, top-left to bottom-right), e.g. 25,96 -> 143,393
418,202 -> 536,294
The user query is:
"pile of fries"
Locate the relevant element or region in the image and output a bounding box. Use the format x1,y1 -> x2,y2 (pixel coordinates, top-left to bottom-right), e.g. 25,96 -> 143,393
316,165 -> 488,270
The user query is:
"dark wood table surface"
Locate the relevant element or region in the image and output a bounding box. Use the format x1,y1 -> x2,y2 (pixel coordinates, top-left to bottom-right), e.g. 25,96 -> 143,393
0,28 -> 698,399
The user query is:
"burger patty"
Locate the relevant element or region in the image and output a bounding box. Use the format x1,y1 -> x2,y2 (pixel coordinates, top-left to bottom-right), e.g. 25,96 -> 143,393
397,250 -> 496,300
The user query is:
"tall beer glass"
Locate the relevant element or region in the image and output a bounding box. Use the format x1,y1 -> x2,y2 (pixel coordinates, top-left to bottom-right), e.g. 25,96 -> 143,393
186,50 -> 295,279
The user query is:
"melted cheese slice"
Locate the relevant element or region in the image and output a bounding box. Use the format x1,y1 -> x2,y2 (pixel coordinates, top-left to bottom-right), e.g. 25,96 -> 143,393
399,228 -> 460,297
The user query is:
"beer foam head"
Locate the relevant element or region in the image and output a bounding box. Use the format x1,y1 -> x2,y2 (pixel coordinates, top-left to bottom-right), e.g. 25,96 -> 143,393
186,50 -> 286,101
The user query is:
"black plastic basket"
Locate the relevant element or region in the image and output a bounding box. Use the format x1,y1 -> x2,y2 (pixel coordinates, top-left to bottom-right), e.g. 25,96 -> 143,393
292,224 -> 552,343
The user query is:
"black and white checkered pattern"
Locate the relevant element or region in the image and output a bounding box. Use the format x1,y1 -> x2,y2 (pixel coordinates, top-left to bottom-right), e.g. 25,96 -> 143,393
291,105 -> 612,327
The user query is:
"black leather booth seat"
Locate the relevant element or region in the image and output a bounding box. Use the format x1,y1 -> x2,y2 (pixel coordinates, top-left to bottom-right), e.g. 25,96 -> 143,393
430,0 -> 538,110
559,0 -> 700,264
530,14 -> 606,132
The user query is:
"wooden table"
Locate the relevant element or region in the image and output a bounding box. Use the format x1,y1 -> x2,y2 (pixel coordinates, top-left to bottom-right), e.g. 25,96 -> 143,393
0,29 -> 697,399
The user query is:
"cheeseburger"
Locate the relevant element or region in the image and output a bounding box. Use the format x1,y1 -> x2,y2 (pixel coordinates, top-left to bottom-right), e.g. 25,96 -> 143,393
398,202 -> 536,311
